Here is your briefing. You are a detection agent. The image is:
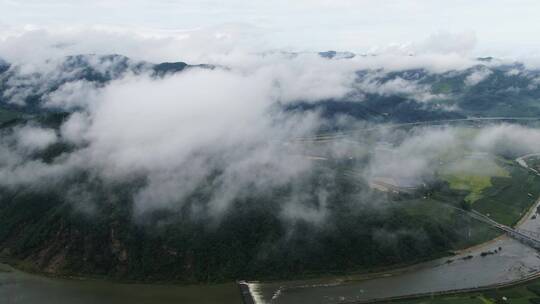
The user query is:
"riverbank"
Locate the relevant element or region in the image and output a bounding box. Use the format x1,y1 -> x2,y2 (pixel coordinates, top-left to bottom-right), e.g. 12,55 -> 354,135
247,235 -> 540,303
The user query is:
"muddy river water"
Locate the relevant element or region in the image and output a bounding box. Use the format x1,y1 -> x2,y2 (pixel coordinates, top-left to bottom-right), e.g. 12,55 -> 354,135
0,264 -> 240,304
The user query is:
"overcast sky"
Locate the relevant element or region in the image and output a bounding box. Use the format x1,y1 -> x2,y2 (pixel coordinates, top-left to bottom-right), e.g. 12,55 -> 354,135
1,0 -> 540,58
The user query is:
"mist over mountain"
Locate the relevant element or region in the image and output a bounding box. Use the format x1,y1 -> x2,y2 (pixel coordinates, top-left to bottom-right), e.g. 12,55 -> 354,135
0,54 -> 215,111
3,53 -> 540,121
1,49 -> 540,282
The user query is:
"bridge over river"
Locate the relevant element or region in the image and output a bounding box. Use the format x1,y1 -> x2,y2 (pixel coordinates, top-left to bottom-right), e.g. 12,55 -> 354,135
467,209 -> 540,250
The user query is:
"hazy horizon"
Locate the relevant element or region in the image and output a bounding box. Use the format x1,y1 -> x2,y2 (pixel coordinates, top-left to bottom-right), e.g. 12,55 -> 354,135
1,0 -> 540,63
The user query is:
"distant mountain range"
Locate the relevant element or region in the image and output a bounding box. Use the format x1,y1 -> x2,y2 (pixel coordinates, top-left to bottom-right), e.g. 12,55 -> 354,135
293,57 -> 540,122
0,54 -> 213,112
2,53 -> 539,124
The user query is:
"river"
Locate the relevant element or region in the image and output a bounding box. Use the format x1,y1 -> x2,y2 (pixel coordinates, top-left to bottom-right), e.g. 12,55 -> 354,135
0,264 -> 240,304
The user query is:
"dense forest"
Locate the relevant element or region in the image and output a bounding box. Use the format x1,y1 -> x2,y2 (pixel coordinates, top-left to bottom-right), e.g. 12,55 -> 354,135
0,113 -> 510,282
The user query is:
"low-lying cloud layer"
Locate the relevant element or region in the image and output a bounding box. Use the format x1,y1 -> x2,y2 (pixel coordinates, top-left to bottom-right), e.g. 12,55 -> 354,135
3,69 -> 540,222
367,123 -> 540,188
0,65 -> 328,218
1,28 -> 540,225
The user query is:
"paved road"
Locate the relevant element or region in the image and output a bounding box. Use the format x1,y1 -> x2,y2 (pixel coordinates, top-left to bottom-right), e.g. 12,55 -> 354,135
296,116 -> 540,141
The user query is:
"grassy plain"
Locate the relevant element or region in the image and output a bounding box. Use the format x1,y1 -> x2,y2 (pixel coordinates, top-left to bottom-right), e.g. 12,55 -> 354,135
473,162 -> 540,226
438,157 -> 509,204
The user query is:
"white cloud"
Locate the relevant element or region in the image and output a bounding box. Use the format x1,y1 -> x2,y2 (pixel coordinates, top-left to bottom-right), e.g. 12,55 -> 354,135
464,68 -> 492,86
417,31 -> 477,55
474,124 -> 540,154
49,68 -> 321,216
356,76 -> 443,102
14,125 -> 58,152
367,127 -> 459,185
44,80 -> 99,110
364,123 -> 540,190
